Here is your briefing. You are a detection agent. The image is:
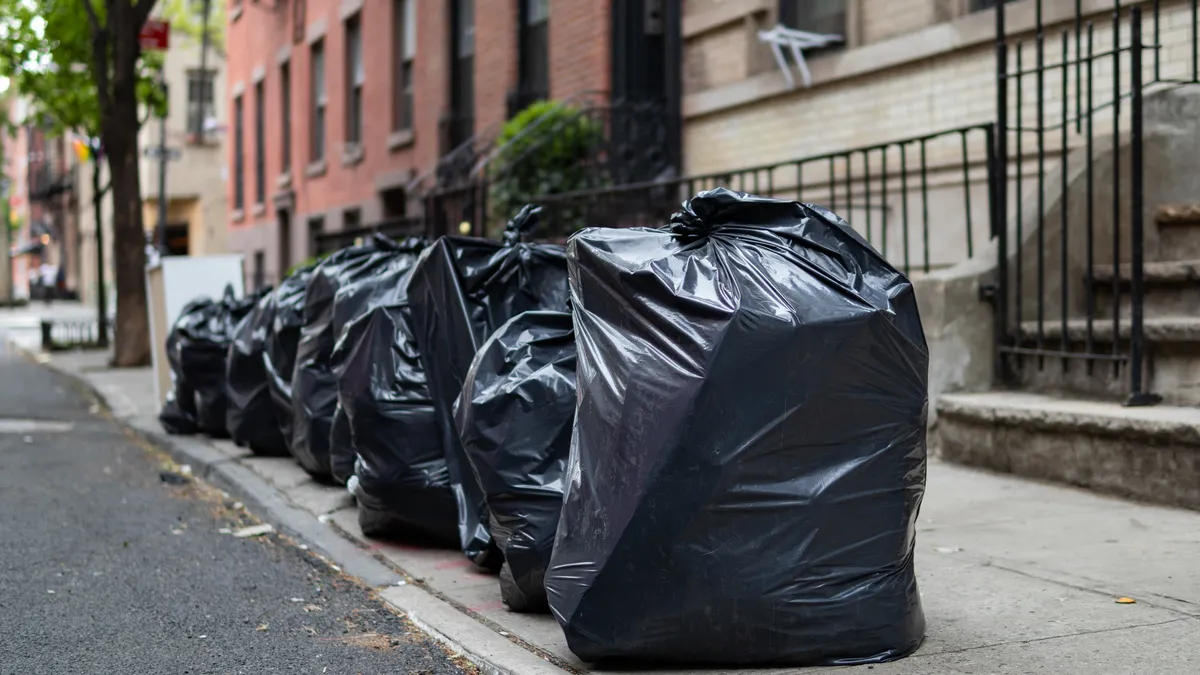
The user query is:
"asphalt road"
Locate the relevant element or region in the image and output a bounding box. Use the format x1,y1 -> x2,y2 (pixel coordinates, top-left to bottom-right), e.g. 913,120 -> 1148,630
0,345 -> 472,675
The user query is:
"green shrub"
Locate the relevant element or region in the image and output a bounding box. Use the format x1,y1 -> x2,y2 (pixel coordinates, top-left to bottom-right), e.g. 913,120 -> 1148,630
487,100 -> 605,237
284,254 -> 327,278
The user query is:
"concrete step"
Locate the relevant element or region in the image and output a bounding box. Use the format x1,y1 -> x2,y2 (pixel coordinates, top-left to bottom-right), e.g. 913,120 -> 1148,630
1156,204 -> 1200,262
937,391 -> 1200,509
1091,259 -> 1200,317
1013,317 -> 1200,405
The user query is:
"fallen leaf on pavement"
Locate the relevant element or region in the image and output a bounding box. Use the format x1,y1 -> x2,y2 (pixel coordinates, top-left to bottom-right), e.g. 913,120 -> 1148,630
1115,597 -> 1136,604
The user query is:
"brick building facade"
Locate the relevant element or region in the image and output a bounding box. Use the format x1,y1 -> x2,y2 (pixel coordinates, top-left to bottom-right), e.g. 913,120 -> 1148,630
225,0 -> 680,284
3,102 -> 79,301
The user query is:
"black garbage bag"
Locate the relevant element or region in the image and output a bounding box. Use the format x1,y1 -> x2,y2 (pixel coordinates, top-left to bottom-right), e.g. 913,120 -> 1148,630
545,189 -> 929,666
407,206 -> 569,569
327,237 -> 428,485
292,235 -> 415,480
454,310 -> 575,612
337,264 -> 457,542
158,297 -> 215,435
190,287 -> 260,436
225,287 -> 289,456
265,266 -> 316,451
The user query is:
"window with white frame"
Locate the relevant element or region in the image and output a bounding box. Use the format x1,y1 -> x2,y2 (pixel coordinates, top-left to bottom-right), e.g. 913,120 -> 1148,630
393,0 -> 416,132
311,39 -> 326,162
345,13 -> 364,146
779,0 -> 846,38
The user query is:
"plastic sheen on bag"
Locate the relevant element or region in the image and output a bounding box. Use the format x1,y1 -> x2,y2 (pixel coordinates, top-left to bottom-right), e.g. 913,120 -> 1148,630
327,237 -> 427,485
159,297 -> 215,435
264,266 -> 316,453
162,286 -> 258,438
337,264 -> 458,542
454,310 -> 575,612
546,189 -> 929,665
407,206 -> 570,569
196,288 -> 260,435
225,288 -> 289,456
291,236 -> 407,480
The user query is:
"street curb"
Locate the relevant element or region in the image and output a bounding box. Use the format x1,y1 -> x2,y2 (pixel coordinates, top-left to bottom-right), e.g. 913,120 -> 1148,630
11,341 -> 571,675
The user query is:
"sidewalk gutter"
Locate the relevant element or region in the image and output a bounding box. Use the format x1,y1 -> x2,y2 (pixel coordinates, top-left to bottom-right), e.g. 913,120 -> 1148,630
9,341 -> 572,675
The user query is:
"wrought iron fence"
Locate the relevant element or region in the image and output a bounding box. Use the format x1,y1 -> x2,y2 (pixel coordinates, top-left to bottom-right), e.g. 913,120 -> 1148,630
312,216 -> 426,255
531,124 -> 997,276
991,0 -> 1196,404
418,93 -> 676,239
40,318 -> 114,352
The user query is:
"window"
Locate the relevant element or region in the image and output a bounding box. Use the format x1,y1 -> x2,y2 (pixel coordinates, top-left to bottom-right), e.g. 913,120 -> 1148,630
448,0 -> 475,147
381,187 -> 406,219
292,0 -> 306,44
254,81 -> 265,204
233,94 -> 244,210
280,62 -> 291,173
343,208 -> 361,231
518,0 -> 549,105
187,69 -> 216,141
308,216 -> 325,256
779,0 -> 846,38
970,0 -> 1016,11
253,251 -> 266,291
310,40 -> 326,162
392,0 -> 416,132
278,209 -> 292,275
345,14 -> 364,146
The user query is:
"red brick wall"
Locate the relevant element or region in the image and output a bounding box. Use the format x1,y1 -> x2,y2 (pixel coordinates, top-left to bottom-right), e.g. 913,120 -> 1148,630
226,0 -> 614,273
549,0 -> 611,101
473,1 -> 519,137
226,0 -> 446,240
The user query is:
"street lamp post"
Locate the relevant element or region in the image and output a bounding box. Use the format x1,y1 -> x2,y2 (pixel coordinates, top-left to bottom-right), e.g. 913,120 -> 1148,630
92,153 -> 108,348
156,77 -> 169,254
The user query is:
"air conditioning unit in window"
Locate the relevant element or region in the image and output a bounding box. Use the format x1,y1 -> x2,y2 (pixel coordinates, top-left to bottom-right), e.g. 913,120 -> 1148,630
758,24 -> 843,89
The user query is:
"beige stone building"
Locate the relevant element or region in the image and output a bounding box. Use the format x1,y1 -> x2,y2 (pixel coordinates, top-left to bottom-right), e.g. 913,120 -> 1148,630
78,24 -> 229,310
680,0 -> 1198,271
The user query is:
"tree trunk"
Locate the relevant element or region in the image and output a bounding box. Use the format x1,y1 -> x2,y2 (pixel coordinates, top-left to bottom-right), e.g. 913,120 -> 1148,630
105,104 -> 150,367
102,0 -> 153,368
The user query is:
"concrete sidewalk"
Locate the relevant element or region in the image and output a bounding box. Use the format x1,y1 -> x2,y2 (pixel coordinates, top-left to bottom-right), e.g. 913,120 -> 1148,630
22,346 -> 1200,674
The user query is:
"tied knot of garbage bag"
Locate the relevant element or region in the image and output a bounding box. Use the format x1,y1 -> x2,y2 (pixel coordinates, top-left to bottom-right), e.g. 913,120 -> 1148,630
502,204 -> 543,246
670,187 -> 807,240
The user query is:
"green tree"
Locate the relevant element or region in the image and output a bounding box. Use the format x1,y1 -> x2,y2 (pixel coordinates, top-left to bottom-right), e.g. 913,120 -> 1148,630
0,0 -> 165,365
159,0 -> 224,55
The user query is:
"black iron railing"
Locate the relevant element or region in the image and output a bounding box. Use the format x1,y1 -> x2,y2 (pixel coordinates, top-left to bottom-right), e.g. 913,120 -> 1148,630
40,318 -> 114,352
991,0 -> 1195,405
420,94 -> 677,239
313,217 -> 426,255
530,124 -> 997,276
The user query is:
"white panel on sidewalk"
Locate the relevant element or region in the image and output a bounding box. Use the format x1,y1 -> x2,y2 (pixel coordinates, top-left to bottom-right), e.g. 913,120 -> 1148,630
146,254 -> 245,407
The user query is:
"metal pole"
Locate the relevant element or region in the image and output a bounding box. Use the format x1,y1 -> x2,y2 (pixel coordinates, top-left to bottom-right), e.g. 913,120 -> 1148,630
196,0 -> 212,144
993,0 -> 1011,384
157,77 -> 169,254
1127,7 -> 1159,406
92,158 -> 108,348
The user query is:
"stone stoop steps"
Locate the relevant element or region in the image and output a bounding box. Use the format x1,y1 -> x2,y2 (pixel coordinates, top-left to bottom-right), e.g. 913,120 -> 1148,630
938,204 -> 1200,509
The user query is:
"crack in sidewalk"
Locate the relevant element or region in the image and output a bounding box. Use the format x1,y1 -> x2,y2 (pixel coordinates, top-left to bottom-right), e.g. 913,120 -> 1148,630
912,616 -> 1193,658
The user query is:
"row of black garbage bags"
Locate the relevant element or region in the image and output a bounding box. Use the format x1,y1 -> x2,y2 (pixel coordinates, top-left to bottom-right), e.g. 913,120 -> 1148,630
159,190 -> 930,667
